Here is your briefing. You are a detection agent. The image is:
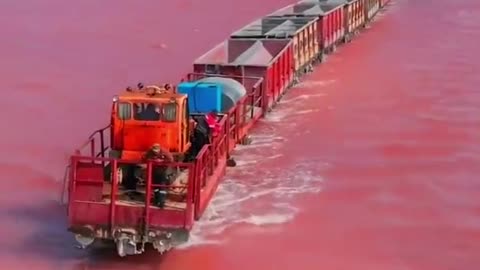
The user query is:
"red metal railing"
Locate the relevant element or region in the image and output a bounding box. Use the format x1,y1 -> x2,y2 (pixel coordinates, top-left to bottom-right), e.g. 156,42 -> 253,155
186,114 -> 229,219
183,73 -> 265,144
69,155 -> 195,231
74,124 -> 111,160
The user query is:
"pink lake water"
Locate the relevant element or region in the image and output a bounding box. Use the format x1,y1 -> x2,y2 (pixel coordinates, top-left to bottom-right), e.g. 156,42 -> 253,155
1,0 -> 479,269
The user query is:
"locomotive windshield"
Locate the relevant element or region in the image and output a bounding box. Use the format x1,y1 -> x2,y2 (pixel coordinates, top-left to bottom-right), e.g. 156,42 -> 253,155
133,103 -> 161,121
116,102 -> 177,122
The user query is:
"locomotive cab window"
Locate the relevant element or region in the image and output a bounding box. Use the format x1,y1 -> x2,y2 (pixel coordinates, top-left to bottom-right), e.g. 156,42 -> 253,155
162,102 -> 177,122
117,102 -> 132,120
133,102 -> 161,121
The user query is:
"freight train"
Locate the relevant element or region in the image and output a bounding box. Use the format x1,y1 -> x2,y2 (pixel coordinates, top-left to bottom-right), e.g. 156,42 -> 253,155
65,0 -> 391,257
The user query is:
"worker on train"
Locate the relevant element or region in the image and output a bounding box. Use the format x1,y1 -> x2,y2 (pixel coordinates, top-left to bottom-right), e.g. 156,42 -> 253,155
142,143 -> 175,207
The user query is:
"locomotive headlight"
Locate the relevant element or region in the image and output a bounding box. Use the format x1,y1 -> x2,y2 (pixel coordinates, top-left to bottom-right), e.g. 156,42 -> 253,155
113,95 -> 119,102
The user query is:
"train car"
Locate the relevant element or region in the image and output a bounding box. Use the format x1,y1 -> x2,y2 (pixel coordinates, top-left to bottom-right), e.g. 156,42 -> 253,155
268,1 -> 346,60
230,16 -> 319,76
193,38 -> 294,109
342,0 -> 367,42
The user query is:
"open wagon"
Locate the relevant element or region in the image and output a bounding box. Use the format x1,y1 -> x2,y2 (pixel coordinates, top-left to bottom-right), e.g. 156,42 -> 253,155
343,0 -> 368,40
193,38 -> 294,110
269,1 -> 346,57
230,16 -> 319,75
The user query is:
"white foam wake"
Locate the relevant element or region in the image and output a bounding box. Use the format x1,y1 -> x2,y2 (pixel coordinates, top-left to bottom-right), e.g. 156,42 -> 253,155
178,79 -> 333,249
178,158 -> 327,249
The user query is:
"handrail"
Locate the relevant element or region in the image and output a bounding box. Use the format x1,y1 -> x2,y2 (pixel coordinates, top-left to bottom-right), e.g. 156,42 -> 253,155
60,164 -> 70,206
181,72 -> 265,145
72,155 -> 193,167
75,124 -> 111,156
70,155 -> 196,232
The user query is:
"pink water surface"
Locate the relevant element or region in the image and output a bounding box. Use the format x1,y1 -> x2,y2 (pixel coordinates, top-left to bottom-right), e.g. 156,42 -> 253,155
1,0 -> 480,269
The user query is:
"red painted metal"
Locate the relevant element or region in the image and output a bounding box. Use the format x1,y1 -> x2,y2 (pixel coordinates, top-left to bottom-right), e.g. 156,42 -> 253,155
144,163 -> 152,231
320,5 -> 345,49
110,160 -> 117,233
344,0 -> 367,34
184,73 -> 266,144
230,16 -> 319,72
268,1 -> 346,53
69,155 -> 197,232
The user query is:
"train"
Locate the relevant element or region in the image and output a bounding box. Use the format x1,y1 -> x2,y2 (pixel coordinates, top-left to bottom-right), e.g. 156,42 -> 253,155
64,0 -> 392,257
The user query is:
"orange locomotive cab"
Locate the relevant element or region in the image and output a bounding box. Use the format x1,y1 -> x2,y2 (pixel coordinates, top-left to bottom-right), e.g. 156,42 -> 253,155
106,83 -> 198,199
110,83 -> 192,161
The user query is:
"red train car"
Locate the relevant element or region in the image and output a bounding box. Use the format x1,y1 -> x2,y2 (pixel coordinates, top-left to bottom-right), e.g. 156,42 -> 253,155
193,39 -> 294,109
343,0 -> 367,41
230,16 -> 319,75
269,1 -> 345,59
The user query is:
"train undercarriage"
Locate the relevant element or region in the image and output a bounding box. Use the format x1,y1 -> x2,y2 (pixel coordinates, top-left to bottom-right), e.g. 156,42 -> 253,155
72,224 -> 190,257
